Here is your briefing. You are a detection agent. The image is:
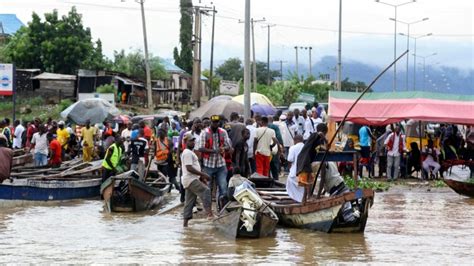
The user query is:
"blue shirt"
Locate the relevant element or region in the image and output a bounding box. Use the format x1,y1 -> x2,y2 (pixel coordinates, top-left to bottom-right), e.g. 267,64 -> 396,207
359,126 -> 371,147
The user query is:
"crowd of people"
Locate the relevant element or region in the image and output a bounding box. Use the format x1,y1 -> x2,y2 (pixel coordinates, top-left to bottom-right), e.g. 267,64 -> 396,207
1,101 -> 473,227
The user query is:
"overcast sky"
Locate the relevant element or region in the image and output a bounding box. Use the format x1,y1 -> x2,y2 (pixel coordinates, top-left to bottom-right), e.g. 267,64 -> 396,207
2,0 -> 473,70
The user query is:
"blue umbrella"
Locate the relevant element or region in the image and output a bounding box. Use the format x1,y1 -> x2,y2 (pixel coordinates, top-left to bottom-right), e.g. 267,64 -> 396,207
251,104 -> 277,116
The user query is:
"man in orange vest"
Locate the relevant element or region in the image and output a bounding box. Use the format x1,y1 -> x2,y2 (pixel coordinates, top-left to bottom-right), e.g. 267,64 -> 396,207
197,115 -> 231,209
384,124 -> 405,181
155,128 -> 170,177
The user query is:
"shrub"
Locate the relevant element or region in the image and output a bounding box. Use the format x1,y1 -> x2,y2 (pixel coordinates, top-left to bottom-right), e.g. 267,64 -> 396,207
58,99 -> 73,111
96,84 -> 116,94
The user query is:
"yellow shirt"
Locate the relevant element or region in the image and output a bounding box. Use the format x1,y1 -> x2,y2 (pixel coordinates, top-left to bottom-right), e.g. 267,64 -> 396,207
56,128 -> 70,148
81,127 -> 97,146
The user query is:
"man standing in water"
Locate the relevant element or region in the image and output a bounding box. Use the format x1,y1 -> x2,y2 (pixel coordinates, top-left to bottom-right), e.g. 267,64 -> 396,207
182,132 -> 213,227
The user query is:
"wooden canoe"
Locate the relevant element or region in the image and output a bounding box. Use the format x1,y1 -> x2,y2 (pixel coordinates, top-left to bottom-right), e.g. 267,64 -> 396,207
250,177 -> 374,233
101,171 -> 170,212
444,178 -> 474,198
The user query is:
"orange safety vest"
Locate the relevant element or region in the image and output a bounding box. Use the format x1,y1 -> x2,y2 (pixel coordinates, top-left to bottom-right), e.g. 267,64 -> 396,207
155,138 -> 169,162
202,128 -> 225,159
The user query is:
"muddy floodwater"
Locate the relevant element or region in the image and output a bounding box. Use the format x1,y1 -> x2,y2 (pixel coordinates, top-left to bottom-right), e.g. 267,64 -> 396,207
0,187 -> 473,264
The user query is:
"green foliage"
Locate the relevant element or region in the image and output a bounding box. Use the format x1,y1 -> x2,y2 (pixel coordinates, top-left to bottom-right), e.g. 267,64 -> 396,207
202,69 -> 221,97
96,84 -> 116,93
173,0 -> 193,74
58,99 -> 73,111
28,97 -> 45,106
341,78 -> 371,92
344,176 -> 390,192
215,58 -> 243,81
254,61 -> 281,84
111,49 -> 168,81
3,7 -> 106,74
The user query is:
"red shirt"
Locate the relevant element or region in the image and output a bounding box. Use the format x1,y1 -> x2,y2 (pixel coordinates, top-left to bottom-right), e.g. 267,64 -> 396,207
143,126 -> 153,139
49,139 -> 62,165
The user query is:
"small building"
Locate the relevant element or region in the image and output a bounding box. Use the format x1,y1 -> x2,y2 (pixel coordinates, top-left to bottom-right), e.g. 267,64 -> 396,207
16,69 -> 41,95
32,72 -> 77,103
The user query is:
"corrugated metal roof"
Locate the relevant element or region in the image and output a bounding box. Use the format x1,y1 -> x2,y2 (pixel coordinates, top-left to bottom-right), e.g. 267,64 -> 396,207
159,58 -> 186,74
32,72 -> 77,80
114,76 -> 143,87
0,14 -> 24,35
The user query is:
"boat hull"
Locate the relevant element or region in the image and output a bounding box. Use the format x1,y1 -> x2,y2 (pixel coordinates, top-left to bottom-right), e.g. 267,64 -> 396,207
102,176 -> 169,212
0,178 -> 101,206
444,179 -> 474,198
213,202 -> 278,238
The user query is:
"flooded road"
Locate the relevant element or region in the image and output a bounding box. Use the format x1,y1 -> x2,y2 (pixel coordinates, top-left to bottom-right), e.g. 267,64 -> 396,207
0,188 -> 473,264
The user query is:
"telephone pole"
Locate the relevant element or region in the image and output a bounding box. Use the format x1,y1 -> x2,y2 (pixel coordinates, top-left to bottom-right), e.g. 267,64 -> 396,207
294,46 -> 299,80
240,17 -> 265,92
208,5 -> 217,98
243,0 -> 251,119
263,24 -> 276,85
192,5 -> 213,107
137,0 -> 153,112
336,0 -> 342,91
192,6 -> 202,107
278,60 -> 287,81
300,46 -> 313,78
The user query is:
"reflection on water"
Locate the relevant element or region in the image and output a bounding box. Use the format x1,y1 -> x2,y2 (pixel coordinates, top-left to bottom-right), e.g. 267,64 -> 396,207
0,189 -> 472,263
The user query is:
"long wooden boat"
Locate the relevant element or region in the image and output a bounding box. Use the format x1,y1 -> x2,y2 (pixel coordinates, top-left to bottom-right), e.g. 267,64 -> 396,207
1,160 -> 102,206
101,170 -> 170,212
251,177 -> 374,233
213,185 -> 278,238
12,152 -> 33,167
444,178 -> 474,198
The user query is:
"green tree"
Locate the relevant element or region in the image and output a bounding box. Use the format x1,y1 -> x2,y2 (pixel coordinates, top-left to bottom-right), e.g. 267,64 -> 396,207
4,7 -> 104,74
215,58 -> 243,81
111,49 -> 168,81
173,0 -> 193,74
341,78 -> 370,92
202,69 -> 220,97
254,61 -> 281,84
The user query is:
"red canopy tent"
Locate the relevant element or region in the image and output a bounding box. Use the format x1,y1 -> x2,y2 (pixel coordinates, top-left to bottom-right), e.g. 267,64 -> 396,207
328,91 -> 474,126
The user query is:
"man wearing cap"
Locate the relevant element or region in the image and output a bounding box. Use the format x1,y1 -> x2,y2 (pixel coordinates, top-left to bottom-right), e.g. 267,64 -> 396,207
101,136 -> 124,182
56,121 -> 70,158
182,132 -> 213,227
198,115 -> 231,207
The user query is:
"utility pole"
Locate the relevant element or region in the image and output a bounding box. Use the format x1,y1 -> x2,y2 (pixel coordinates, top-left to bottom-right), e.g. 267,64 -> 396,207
192,6 -> 202,107
263,24 -> 275,85
137,0 -> 153,112
209,5 -> 217,98
240,17 -> 265,92
309,46 -> 313,78
243,0 -> 251,119
294,46 -> 299,80
279,60 -> 287,81
336,0 -> 342,91
192,4 -> 213,107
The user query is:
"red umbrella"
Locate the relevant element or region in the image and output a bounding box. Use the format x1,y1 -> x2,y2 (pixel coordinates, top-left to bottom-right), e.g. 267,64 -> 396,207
113,115 -> 131,124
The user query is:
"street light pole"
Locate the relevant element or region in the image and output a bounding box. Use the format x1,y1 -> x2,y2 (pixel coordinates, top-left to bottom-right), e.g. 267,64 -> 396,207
375,0 -> 415,92
137,0 -> 153,112
294,46 -> 299,80
390,17 -> 429,91
414,52 -> 436,91
401,32 -> 432,90
243,0 -> 251,119
336,0 -> 342,91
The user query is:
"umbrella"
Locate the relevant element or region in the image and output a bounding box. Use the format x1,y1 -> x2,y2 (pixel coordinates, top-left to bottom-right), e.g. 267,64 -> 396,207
232,93 -> 274,107
251,104 -> 277,116
190,99 -> 244,119
209,95 -> 233,102
61,98 -> 121,125
113,114 -> 131,124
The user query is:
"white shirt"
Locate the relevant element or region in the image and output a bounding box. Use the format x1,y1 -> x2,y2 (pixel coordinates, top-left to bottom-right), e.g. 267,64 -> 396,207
13,124 -> 25,149
181,148 -> 201,188
286,142 -> 305,202
246,124 -> 257,158
31,132 -> 49,155
293,116 -> 306,135
384,132 -> 405,157
121,128 -> 132,151
303,117 -> 322,140
255,126 -> 276,157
